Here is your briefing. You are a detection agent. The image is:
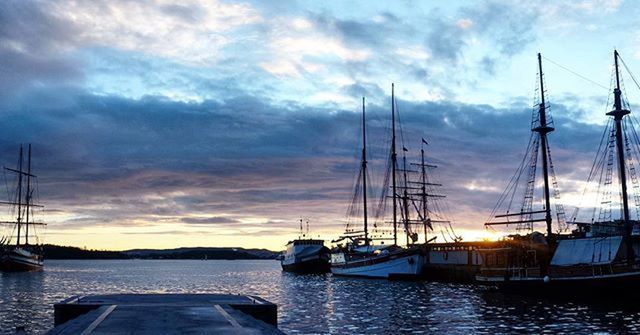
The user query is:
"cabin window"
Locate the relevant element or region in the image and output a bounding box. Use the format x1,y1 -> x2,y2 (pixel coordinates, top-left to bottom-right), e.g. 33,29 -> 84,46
486,254 -> 495,266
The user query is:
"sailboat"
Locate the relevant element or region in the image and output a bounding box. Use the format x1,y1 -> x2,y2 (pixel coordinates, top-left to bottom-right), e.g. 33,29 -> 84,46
281,219 -> 330,273
478,50 -> 640,294
0,144 -> 45,272
476,53 -> 566,287
538,50 -> 640,293
330,86 -> 423,279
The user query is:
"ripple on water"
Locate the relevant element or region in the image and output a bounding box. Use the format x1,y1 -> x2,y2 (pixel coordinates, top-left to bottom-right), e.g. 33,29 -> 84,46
3,260 -> 640,334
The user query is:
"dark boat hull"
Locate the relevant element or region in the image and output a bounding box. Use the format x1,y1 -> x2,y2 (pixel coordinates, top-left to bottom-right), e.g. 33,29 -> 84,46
281,257 -> 330,274
0,248 -> 44,272
479,270 -> 640,298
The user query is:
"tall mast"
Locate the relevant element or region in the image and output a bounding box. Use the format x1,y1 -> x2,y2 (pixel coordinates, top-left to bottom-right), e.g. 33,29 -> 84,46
533,53 -> 554,238
607,50 -> 632,262
421,146 -> 428,243
391,83 -> 398,246
361,97 -> 369,246
402,154 -> 410,245
25,144 -> 31,245
15,145 -> 23,246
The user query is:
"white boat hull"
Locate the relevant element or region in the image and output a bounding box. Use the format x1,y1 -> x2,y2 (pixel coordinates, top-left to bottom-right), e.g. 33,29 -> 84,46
331,250 -> 423,279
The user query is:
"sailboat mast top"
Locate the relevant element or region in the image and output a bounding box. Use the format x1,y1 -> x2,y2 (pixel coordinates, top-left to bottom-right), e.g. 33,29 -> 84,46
533,53 -> 555,238
391,84 -> 398,246
362,97 -> 369,246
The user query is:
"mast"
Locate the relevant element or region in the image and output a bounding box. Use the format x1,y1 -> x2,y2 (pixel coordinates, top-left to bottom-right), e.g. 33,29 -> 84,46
391,83 -> 398,246
361,97 -> 369,246
25,144 -> 31,245
607,50 -> 632,263
401,154 -> 410,245
421,146 -> 428,243
533,53 -> 554,239
15,145 -> 23,246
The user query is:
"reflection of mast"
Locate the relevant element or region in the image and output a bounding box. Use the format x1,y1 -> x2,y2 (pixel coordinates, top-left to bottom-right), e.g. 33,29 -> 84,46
533,53 -> 554,239
361,97 -> 369,246
607,50 -> 633,263
391,84 -> 398,246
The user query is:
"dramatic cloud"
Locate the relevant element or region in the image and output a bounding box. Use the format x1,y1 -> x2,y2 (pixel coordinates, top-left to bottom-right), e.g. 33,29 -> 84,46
0,0 -> 638,249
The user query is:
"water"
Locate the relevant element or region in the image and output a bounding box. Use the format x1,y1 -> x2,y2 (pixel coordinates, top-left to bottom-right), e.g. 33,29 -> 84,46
2,260 -> 640,334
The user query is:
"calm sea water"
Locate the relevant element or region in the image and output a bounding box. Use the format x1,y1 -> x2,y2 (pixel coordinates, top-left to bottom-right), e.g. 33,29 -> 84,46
2,260 -> 640,334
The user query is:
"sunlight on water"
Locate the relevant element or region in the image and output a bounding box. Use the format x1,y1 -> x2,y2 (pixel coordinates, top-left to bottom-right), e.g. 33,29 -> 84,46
2,260 -> 640,334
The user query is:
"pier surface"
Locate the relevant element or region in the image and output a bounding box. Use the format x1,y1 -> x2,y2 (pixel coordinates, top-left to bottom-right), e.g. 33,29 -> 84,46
48,293 -> 283,334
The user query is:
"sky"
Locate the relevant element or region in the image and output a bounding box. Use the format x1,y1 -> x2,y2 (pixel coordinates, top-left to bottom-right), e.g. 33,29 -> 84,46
1,0 -> 640,251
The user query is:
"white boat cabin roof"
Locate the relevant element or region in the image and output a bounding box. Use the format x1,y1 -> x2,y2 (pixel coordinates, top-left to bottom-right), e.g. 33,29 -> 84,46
550,236 -> 622,266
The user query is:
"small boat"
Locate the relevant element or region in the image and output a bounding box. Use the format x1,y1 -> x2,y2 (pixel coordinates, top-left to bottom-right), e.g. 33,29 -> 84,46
0,144 -> 45,272
281,219 -> 330,273
331,86 -> 423,279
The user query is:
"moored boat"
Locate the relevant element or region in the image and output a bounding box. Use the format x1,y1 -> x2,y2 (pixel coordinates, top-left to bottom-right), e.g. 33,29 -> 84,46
281,219 -> 330,273
476,53 -> 566,287
330,87 -> 423,279
478,51 -> 640,296
0,144 -> 46,272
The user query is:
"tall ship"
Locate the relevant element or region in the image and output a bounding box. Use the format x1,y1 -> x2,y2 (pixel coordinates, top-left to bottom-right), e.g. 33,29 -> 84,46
476,53 -> 564,286
412,138 -> 498,282
281,219 -> 330,273
478,50 -> 640,294
330,86 -> 423,279
0,144 -> 45,272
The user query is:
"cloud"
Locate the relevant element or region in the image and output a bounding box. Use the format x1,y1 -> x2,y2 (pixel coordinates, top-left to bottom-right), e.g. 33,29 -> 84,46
0,1 -> 82,97
425,2 -> 539,64
0,83 -> 611,243
180,216 -> 241,225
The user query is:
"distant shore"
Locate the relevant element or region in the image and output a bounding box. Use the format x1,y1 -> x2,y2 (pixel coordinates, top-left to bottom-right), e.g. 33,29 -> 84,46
42,244 -> 280,260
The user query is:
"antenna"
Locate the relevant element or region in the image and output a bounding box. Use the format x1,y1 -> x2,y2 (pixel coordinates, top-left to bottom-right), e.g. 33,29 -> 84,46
299,218 -> 303,239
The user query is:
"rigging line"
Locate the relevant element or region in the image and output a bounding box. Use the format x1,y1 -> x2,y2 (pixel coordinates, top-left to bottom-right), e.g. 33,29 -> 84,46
486,131 -> 536,222
573,118 -> 612,221
617,53 -> 640,97
542,55 -> 609,90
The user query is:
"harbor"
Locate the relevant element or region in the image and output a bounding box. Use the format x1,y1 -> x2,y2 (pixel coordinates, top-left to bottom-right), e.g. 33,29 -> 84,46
6,259 -> 640,334
7,0 -> 640,334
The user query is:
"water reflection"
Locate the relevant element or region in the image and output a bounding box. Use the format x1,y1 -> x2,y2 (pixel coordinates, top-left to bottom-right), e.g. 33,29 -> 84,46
2,260 -> 640,334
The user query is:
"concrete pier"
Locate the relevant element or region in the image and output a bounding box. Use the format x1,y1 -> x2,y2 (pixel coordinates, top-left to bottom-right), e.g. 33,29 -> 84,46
48,294 -> 283,334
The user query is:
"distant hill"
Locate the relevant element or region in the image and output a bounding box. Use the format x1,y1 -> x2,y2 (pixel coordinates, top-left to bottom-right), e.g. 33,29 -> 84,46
43,245 -> 280,260
44,245 -> 128,259
123,247 -> 279,260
